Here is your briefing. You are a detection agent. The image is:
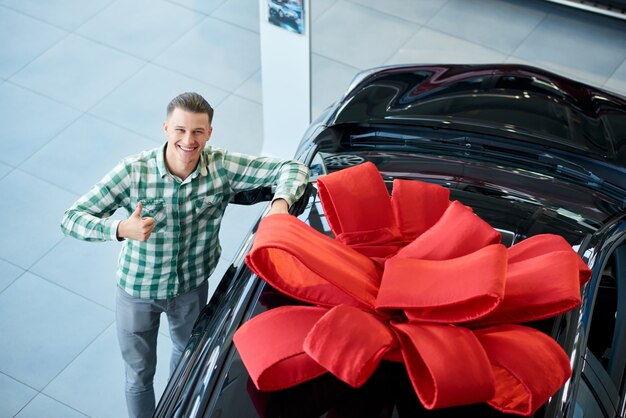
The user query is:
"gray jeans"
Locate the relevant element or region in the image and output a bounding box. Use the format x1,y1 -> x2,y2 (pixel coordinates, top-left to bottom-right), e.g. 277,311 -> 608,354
115,282 -> 208,418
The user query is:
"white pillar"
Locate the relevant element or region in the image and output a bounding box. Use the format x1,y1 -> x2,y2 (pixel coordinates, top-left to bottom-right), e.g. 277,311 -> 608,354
258,0 -> 311,159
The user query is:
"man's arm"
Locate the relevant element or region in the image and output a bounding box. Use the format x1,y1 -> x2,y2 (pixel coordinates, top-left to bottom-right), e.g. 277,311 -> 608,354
270,160 -> 310,210
60,161 -> 132,242
219,151 -> 310,211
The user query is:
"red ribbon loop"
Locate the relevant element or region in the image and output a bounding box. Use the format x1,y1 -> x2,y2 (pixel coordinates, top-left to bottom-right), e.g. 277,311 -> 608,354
475,324 -> 572,416
377,244 -> 507,323
317,161 -> 399,242
396,200 -> 502,260
470,249 -> 582,327
233,306 -> 329,391
391,178 -> 450,241
392,322 -> 496,409
303,305 -> 398,388
245,214 -> 380,309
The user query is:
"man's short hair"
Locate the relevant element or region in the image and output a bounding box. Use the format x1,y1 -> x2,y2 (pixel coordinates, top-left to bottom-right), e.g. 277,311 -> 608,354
166,92 -> 214,124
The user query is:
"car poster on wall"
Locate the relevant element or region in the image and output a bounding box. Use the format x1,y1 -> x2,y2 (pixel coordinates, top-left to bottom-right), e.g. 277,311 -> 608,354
267,0 -> 304,34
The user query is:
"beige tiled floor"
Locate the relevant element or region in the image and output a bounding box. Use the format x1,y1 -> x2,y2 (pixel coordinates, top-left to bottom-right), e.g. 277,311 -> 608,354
1,0 -> 625,417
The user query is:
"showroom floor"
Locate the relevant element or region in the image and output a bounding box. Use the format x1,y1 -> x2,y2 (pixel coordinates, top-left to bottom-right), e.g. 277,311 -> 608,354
1,0 -> 625,417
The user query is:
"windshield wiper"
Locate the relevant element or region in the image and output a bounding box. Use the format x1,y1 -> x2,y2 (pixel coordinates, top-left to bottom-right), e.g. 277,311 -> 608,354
538,153 -> 625,205
538,153 -> 603,183
349,131 -> 469,147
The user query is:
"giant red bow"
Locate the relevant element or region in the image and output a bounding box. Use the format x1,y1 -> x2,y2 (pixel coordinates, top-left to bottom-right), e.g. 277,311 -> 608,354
234,162 -> 591,416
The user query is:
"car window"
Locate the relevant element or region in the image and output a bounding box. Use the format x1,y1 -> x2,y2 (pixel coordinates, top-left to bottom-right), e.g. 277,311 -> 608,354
587,244 -> 626,387
573,377 -> 607,418
580,243 -> 626,416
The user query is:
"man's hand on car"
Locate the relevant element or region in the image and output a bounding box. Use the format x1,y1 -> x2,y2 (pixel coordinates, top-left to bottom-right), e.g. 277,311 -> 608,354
265,198 -> 289,217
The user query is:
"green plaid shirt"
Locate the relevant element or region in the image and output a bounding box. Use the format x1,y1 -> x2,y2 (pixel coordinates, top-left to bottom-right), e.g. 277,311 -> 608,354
61,144 -> 309,299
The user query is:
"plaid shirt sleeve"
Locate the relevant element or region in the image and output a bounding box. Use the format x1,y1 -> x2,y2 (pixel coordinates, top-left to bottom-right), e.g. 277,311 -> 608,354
60,160 -> 132,242
219,151 -> 310,207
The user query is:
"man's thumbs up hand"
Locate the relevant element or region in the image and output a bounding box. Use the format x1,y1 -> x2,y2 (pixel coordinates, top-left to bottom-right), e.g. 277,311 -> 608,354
116,202 -> 156,241
131,201 -> 143,219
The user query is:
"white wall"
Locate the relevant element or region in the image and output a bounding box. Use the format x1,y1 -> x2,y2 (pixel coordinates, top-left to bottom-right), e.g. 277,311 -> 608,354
258,0 -> 311,159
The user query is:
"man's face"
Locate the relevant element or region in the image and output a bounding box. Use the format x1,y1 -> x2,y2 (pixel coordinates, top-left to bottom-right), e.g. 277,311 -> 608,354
163,107 -> 212,167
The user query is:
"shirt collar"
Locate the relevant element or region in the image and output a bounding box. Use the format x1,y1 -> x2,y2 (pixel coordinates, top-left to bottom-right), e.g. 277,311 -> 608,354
156,142 -> 168,178
188,154 -> 204,181
157,143 -> 208,181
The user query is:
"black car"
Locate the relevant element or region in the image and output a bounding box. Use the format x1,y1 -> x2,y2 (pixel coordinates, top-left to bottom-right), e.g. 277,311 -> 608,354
545,0 -> 626,19
154,64 -> 626,418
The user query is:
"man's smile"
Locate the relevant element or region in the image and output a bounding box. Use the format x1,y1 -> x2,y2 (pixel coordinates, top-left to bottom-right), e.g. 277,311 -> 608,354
178,144 -> 198,153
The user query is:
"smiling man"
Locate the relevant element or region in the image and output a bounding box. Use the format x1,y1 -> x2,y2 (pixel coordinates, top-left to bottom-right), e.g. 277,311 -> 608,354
60,92 -> 309,418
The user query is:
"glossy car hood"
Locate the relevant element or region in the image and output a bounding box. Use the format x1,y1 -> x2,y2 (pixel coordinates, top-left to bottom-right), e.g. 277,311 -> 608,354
329,64 -> 626,170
